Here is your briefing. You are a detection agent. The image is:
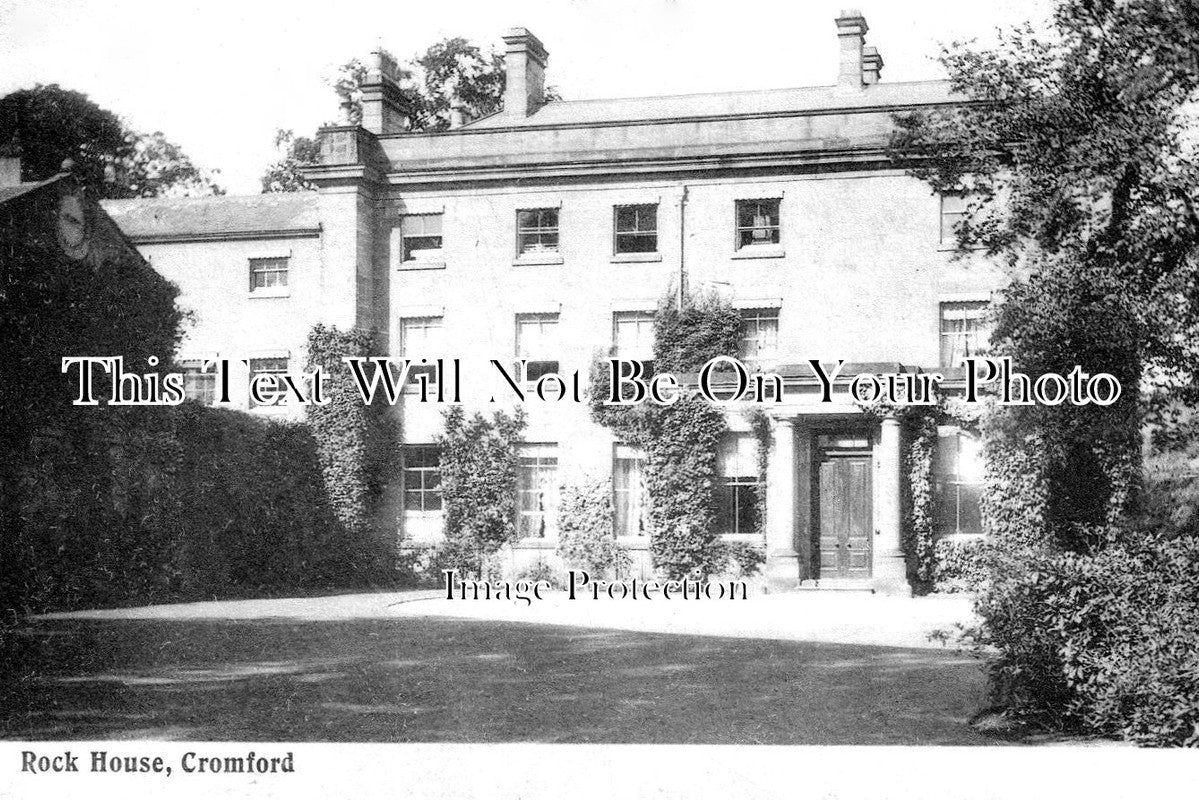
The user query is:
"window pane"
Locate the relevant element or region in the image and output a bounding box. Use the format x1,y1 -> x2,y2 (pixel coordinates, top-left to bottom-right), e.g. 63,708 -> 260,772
939,302 -> 990,368
613,312 -> 655,359
517,209 -> 559,255
401,213 -> 442,237
400,317 -> 444,357
517,446 -> 558,538
403,445 -> 442,513
740,309 -> 779,361
249,257 -> 288,291
402,235 -> 443,262
735,199 -> 781,248
248,358 -> 288,408
616,233 -> 657,253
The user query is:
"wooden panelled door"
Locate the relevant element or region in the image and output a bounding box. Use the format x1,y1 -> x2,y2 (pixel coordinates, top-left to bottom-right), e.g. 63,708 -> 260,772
817,446 -> 873,580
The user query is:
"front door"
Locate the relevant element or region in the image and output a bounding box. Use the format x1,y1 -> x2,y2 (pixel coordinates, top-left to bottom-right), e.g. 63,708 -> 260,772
816,447 -> 873,580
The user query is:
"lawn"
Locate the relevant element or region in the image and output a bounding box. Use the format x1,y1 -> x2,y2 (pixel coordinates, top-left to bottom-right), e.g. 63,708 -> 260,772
0,616 -> 1000,745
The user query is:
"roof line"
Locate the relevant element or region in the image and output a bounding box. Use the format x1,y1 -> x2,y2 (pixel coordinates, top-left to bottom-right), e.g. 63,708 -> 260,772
125,227 -> 322,244
382,99 -> 964,140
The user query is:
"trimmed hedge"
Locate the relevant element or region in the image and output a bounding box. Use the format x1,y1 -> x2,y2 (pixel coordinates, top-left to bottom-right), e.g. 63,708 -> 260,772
1,190 -> 385,614
7,401 -> 375,613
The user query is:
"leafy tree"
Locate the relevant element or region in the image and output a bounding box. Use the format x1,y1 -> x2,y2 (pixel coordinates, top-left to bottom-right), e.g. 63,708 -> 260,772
262,36 -> 563,191
260,130 -> 320,193
891,0 -> 1199,543
0,84 -> 222,198
892,0 -> 1199,737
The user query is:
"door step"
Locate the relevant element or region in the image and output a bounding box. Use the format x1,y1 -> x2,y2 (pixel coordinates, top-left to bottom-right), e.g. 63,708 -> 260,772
795,580 -> 875,593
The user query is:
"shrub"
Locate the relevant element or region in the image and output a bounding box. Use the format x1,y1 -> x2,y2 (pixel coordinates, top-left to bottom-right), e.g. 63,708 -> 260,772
556,478 -> 629,577
435,405 -> 526,575
968,530 -> 1199,746
932,537 -> 990,593
721,541 -> 765,577
516,557 -> 564,590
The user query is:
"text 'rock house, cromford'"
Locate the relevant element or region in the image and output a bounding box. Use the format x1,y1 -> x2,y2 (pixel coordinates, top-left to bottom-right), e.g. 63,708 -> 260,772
102,12 -> 1002,594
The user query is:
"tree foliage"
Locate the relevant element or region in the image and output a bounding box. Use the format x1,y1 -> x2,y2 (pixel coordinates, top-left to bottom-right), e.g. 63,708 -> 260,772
0,84 -> 222,199
588,291 -> 741,579
435,405 -> 527,575
262,36 -> 562,191
260,129 -> 320,193
892,0 -> 1199,741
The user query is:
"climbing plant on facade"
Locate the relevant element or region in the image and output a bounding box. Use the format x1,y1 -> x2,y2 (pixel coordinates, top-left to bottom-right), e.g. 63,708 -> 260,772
589,290 -> 743,579
435,405 -> 527,577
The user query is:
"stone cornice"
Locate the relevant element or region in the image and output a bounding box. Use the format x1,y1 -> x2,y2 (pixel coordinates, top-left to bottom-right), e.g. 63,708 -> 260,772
383,147 -> 897,187
393,99 -> 965,139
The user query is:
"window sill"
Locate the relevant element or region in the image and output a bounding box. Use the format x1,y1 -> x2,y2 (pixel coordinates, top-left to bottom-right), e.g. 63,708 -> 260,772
399,260 -> 446,271
719,532 -> 764,543
731,246 -> 785,260
402,384 -> 441,396
249,404 -> 290,414
610,252 -> 662,264
513,254 -> 564,267
248,288 -> 291,298
514,537 -> 558,549
937,242 -> 987,253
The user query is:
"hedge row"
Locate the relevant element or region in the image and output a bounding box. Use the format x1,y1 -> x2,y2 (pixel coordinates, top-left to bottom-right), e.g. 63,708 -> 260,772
4,402 -> 382,613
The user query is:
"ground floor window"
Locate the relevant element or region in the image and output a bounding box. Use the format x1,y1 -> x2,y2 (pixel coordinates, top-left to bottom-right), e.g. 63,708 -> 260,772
613,444 -> 647,536
247,357 -> 288,407
517,443 -> 558,538
935,427 -> 984,534
179,359 -> 216,405
403,445 -> 442,513
715,433 -> 761,534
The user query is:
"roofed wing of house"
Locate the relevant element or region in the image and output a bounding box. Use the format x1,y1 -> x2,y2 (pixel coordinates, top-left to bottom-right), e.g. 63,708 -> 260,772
101,193 -> 320,243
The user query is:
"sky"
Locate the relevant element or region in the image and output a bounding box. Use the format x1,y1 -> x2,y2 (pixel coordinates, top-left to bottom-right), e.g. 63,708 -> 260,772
0,0 -> 1054,194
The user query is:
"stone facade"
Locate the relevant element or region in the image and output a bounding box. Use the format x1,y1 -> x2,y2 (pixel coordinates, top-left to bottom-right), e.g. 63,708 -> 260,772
106,14 -> 1001,593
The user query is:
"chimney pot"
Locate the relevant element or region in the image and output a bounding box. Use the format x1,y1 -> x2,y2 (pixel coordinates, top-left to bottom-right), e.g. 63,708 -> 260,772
449,97 -> 468,130
862,46 -> 884,85
502,27 -> 549,118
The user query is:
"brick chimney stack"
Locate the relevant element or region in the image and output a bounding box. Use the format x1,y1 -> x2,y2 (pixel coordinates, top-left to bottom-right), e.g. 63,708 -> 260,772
835,10 -> 879,91
360,48 -> 410,134
502,28 -> 549,119
862,46 -> 884,84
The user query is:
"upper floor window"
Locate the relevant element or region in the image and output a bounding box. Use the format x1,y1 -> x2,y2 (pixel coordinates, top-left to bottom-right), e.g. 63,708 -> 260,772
735,198 -> 781,250
248,357 -> 288,408
939,301 -> 990,368
739,308 -> 779,364
515,313 -> 560,382
517,208 -> 559,256
400,213 -> 444,266
613,311 -> 655,377
403,445 -> 443,513
940,193 -> 968,245
400,315 -> 444,383
517,443 -> 559,539
715,433 -> 761,535
614,204 -> 658,254
179,359 -> 216,405
249,257 -> 288,292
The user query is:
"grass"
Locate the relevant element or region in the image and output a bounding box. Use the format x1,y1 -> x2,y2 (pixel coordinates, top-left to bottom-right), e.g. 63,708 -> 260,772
0,616 -> 1002,744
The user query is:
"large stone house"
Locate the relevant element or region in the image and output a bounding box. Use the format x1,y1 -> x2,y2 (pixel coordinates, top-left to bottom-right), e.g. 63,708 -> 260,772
103,12 -> 1001,594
